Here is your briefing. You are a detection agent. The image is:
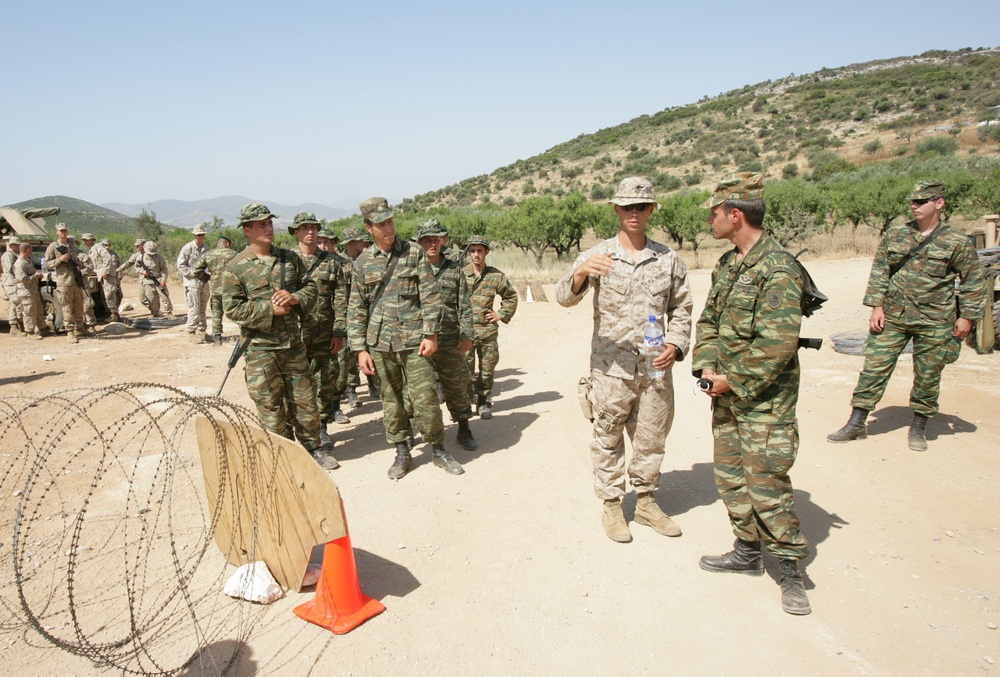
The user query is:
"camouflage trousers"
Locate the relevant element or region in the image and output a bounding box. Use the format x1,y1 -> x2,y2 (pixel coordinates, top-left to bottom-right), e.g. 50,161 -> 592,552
589,369 -> 675,501
334,345 -> 357,402
56,283 -> 85,332
83,287 -> 97,327
711,403 -> 808,560
430,344 -> 474,422
305,339 -> 341,422
184,284 -> 209,333
851,319 -> 960,418
4,283 -> 22,328
140,282 -> 162,316
371,349 -> 443,446
244,347 -> 321,451
101,279 -> 121,315
16,287 -> 44,334
466,336 -> 499,397
209,292 -> 225,336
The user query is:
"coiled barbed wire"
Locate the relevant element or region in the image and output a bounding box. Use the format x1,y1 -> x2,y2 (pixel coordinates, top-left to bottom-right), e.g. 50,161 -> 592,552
0,383 -> 286,675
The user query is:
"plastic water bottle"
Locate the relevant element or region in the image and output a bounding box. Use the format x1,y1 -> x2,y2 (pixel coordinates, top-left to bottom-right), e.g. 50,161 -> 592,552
643,315 -> 665,379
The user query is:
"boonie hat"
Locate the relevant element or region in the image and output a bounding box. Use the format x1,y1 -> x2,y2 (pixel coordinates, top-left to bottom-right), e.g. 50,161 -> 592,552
192,225 -> 207,236
134,238 -> 146,247
340,227 -> 369,244
700,172 -> 765,209
289,212 -> 321,235
416,219 -> 449,240
239,202 -> 278,225
359,197 -> 393,224
609,176 -> 659,208
143,241 -> 158,254
909,180 -> 946,201
317,226 -> 338,241
467,234 -> 490,250
101,238 -> 111,246
8,236 -> 21,246
81,232 -> 95,241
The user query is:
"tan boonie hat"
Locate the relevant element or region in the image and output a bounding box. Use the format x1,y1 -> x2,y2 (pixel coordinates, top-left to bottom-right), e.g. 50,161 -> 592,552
134,238 -> 146,247
239,202 -> 278,225
81,232 -> 95,241
467,234 -> 490,250
609,176 -> 659,208
909,180 -> 946,201
143,241 -> 158,254
416,219 -> 448,240
701,172 -> 765,209
340,227 -> 369,244
192,225 -> 207,236
359,197 -> 393,224
101,238 -> 111,246
55,222 -> 68,231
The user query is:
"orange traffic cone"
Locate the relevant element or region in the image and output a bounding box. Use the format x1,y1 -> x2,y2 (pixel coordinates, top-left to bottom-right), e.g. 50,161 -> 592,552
293,518 -> 385,634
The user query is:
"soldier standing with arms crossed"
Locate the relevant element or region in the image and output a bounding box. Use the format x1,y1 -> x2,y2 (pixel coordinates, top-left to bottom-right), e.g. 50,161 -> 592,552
464,235 -> 518,419
14,243 -> 45,340
177,225 -> 210,343
44,223 -> 88,343
347,197 -> 462,479
556,177 -> 692,543
692,173 -> 811,615
417,219 -> 478,452
222,203 -> 334,470
194,235 -> 237,344
827,180 -> 987,451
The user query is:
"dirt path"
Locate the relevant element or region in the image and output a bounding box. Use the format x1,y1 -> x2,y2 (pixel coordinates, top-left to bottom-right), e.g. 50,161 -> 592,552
1,260 -> 998,675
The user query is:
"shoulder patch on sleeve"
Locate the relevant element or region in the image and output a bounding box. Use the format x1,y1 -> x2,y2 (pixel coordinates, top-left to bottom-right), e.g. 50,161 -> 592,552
766,289 -> 783,308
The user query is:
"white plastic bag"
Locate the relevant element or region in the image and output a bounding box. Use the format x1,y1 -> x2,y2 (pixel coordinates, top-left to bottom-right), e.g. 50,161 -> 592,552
223,561 -> 284,604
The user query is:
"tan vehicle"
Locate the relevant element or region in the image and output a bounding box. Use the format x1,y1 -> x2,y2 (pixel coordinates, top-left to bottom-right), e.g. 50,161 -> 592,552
1,206 -> 66,331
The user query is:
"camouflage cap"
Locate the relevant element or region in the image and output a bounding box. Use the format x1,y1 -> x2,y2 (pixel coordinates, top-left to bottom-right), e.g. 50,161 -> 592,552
317,226 -> 338,241
609,176 -> 659,208
191,225 -> 207,236
101,238 -> 111,246
134,238 -> 146,247
55,222 -> 68,231
909,180 -> 946,200
359,197 -> 393,224
700,172 -> 765,209
143,241 -> 158,254
467,234 -> 490,250
340,227 -> 370,244
288,211 -> 321,235
7,236 -> 20,246
81,232 -> 95,241
416,219 -> 449,240
239,202 -> 278,225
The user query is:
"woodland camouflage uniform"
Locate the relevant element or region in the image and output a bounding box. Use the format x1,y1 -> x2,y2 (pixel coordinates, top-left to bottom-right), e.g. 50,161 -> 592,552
194,242 -> 238,336
464,238 -> 518,400
222,212 -> 321,451
335,227 -> 369,405
850,184 -> 987,418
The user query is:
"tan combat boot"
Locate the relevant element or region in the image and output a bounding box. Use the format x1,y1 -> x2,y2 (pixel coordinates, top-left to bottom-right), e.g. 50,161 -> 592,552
601,499 -> 632,543
634,493 -> 682,537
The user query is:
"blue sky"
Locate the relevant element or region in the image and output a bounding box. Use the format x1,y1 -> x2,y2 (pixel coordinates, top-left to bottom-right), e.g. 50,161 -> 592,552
3,0 -> 997,209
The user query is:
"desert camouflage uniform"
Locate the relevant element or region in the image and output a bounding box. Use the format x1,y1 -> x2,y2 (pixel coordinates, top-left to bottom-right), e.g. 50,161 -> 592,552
194,245 -> 238,335
296,249 -> 347,421
90,243 -> 122,314
77,252 -> 99,328
851,219 -> 987,417
557,236 -> 693,500
222,246 -> 321,450
2,247 -> 22,330
14,256 -> 44,334
347,236 -> 443,445
692,233 -> 808,560
429,256 -> 475,422
118,250 -> 174,313
464,263 -> 518,398
43,240 -> 86,333
177,239 -> 210,333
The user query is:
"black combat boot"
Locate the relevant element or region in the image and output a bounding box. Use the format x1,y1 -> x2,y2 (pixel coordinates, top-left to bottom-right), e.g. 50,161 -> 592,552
477,394 -> 492,419
332,408 -> 350,425
346,386 -> 360,408
367,375 -> 379,399
908,413 -> 929,452
827,407 -> 869,443
387,442 -> 412,480
778,559 -> 812,615
699,539 -> 764,576
456,419 -> 478,451
431,444 -> 464,475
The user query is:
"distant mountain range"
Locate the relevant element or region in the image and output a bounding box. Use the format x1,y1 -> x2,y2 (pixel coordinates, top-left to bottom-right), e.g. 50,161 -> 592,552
102,196 -> 354,229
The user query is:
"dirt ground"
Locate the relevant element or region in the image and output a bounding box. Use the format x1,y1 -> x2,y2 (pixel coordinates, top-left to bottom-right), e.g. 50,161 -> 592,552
1,258 -> 998,676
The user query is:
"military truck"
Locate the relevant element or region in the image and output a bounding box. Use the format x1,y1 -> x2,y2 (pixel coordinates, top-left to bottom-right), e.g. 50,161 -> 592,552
1,206 -> 65,331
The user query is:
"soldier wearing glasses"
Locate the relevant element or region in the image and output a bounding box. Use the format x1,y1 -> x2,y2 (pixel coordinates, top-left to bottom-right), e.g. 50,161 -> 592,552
828,180 -> 987,451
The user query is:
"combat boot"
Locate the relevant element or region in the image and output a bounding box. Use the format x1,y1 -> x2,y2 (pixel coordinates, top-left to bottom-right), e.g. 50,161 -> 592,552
601,499 -> 632,543
110,311 -> 120,323
778,559 -> 811,615
477,394 -> 492,420
431,444 -> 464,475
28,332 -> 42,341
10,325 -> 23,337
387,442 -> 412,480
634,493 -> 682,537
318,424 -> 333,450
346,386 -> 360,408
908,413 -> 929,452
367,375 -> 379,399
332,408 -> 350,425
311,448 -> 339,471
456,419 -> 478,451
699,539 -> 764,576
827,407 -> 869,443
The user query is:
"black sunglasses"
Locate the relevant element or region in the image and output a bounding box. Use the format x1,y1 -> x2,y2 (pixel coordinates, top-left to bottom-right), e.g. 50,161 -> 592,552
621,204 -> 651,213
910,198 -> 938,206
